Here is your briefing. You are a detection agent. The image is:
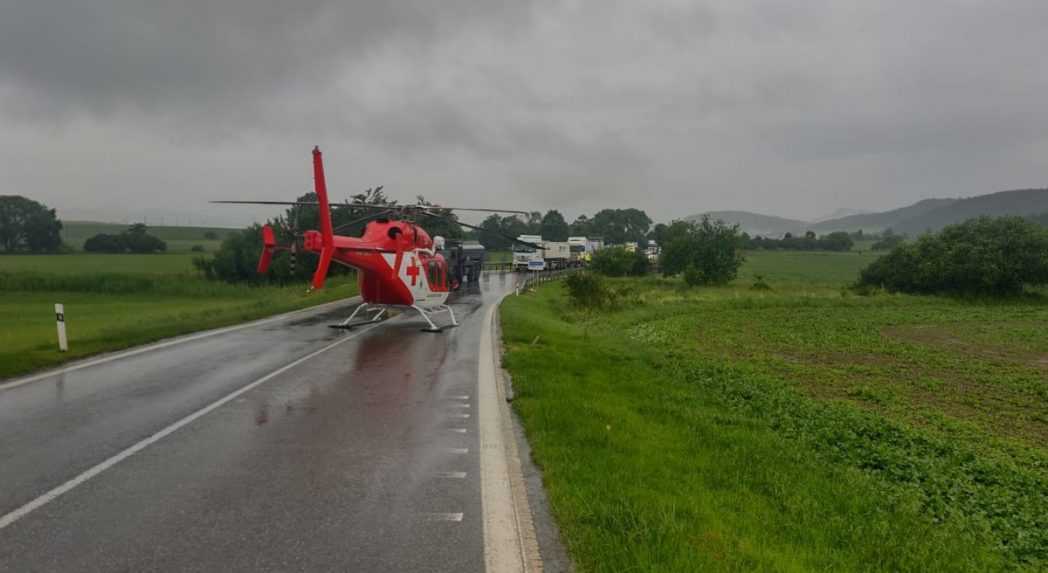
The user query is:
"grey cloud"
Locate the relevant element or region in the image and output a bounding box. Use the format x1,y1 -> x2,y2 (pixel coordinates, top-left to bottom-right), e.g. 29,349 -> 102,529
0,0 -> 536,118
1,0 -> 1047,226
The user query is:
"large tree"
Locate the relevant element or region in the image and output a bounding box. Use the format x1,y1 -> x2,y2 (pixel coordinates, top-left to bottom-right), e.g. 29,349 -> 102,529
0,195 -> 63,252
540,210 -> 570,241
659,216 -> 746,286
570,214 -> 592,237
590,208 -> 652,245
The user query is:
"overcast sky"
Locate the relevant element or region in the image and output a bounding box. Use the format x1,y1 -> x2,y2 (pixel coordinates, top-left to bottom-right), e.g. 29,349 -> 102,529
1,1 -> 1046,227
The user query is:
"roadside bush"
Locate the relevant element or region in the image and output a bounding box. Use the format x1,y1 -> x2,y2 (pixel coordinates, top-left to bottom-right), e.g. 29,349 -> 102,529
564,271 -> 616,308
682,264 -> 704,287
591,246 -> 643,277
660,215 -> 745,286
856,216 -> 1048,296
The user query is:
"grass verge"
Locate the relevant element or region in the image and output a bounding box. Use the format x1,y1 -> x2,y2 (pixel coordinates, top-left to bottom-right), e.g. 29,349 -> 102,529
0,263 -> 357,379
500,275 -> 1046,571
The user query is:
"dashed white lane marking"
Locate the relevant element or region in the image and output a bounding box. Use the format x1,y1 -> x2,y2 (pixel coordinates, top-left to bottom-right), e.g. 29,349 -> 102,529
424,513 -> 464,522
0,322 -> 381,531
446,448 -> 469,455
450,413 -> 471,419
449,394 -> 471,400
434,471 -> 468,479
448,403 -> 472,408
0,297 -> 358,393
448,428 -> 468,434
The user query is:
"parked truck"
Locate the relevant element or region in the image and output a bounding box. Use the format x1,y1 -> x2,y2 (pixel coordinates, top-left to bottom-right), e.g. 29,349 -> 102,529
513,236 -> 572,271
512,235 -> 545,271
542,241 -> 571,269
567,236 -> 591,265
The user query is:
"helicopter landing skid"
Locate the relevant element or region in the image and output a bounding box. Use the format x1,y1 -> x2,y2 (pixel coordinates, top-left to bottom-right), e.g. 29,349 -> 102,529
413,304 -> 458,333
329,304 -> 386,330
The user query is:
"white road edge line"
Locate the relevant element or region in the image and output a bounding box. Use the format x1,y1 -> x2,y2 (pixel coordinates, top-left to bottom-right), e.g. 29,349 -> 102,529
479,294 -> 531,573
0,297 -> 359,393
0,321 -> 380,531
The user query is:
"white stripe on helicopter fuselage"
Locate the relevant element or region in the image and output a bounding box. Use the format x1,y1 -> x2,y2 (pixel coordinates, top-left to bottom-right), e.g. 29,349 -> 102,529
381,251 -> 450,308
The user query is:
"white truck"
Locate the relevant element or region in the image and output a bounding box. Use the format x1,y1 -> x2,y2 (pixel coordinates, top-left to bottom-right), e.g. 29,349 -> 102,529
542,241 -> 571,269
513,236 -> 572,271
513,235 -> 545,271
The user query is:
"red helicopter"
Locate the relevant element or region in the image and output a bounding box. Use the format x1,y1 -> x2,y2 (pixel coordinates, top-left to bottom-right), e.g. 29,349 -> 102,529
214,147 -> 534,332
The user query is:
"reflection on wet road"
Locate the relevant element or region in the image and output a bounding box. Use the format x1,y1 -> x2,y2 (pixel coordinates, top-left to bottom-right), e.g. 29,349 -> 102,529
0,271 -> 519,572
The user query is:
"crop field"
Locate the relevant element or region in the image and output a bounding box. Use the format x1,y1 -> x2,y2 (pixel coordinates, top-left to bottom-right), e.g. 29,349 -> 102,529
60,221 -> 235,252
0,253 -> 356,379
0,253 -> 201,275
501,251 -> 1047,571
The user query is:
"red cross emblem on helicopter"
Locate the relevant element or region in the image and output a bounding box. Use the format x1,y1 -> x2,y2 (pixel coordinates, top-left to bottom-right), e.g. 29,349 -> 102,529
405,257 -> 420,286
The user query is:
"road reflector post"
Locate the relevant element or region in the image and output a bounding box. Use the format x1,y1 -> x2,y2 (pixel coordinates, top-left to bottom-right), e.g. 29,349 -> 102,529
55,303 -> 68,352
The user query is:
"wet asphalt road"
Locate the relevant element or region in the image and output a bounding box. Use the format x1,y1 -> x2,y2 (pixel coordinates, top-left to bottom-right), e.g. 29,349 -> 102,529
0,272 -> 520,572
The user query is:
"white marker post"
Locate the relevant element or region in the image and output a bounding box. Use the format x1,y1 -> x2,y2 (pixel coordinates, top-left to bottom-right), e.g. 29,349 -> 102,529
55,303 -> 68,352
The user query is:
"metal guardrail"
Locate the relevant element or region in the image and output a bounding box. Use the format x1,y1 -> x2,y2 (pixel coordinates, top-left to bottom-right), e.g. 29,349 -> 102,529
481,262 -> 515,272
513,267 -> 579,295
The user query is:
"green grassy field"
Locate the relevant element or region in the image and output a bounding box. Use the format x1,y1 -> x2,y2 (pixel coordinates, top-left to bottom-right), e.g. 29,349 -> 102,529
0,252 -> 356,379
501,252 -> 1047,571
0,253 -> 201,275
60,221 -> 235,252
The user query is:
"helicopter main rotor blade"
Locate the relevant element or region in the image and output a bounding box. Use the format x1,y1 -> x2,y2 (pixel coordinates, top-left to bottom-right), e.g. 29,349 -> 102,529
212,201 -> 529,216
419,210 -> 542,249
421,206 -> 531,215
332,209 -> 396,235
211,200 -> 397,208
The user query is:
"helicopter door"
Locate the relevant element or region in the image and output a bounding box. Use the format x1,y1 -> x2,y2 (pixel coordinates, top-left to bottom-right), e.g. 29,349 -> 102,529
427,259 -> 445,290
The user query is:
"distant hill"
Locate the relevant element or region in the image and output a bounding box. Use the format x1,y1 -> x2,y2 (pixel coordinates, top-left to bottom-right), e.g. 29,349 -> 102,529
891,188 -> 1048,234
811,207 -> 870,223
685,211 -> 806,237
810,198 -> 959,233
685,187 -> 1048,237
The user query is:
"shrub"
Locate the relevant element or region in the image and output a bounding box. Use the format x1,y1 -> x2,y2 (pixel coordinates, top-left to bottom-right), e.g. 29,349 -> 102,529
683,264 -> 704,287
751,274 -> 772,290
190,245 -> 205,252
856,216 -> 1048,296
83,233 -> 126,253
590,246 -> 637,277
660,215 -> 745,286
84,224 -> 167,254
124,232 -> 167,253
564,271 -> 615,308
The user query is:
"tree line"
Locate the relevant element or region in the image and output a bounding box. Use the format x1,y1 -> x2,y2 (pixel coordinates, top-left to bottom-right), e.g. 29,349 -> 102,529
476,208 -> 652,249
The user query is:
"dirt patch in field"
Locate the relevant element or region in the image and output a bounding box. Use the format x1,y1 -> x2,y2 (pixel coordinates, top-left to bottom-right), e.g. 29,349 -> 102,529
770,347 -> 1048,447
882,323 -> 1048,369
